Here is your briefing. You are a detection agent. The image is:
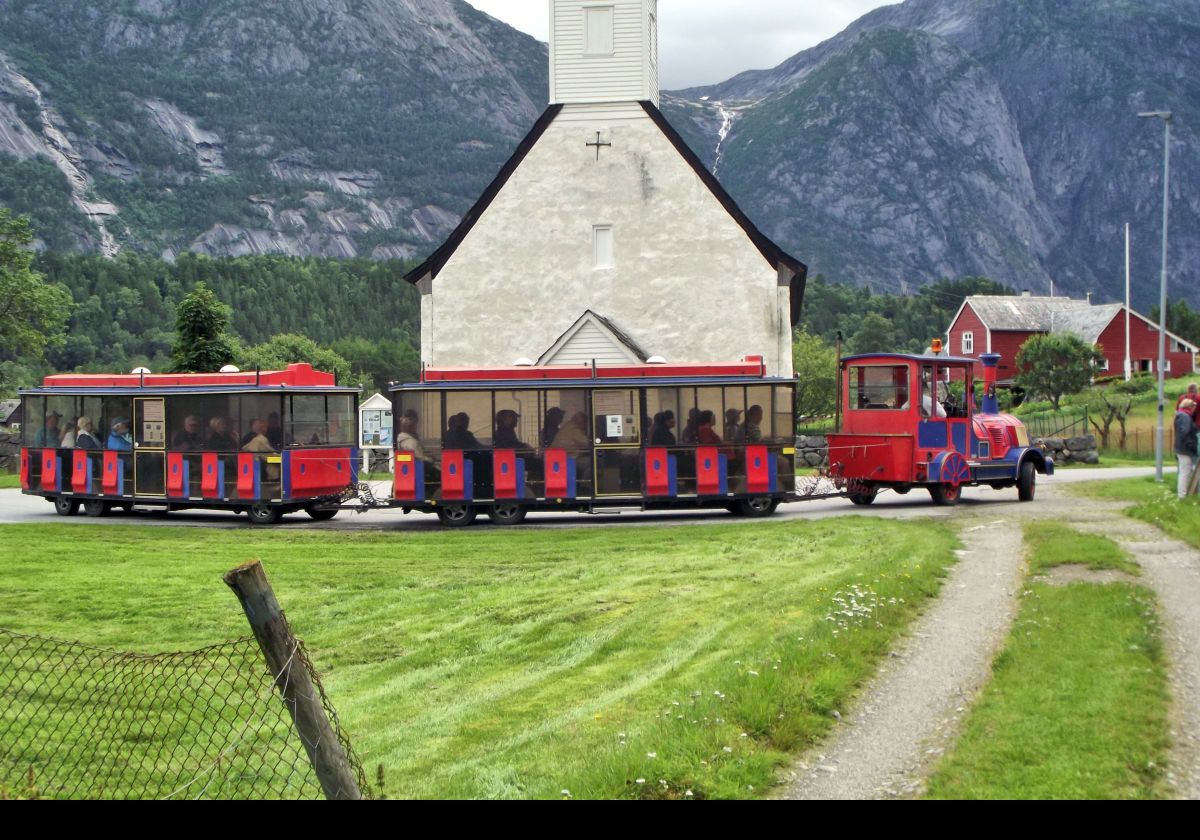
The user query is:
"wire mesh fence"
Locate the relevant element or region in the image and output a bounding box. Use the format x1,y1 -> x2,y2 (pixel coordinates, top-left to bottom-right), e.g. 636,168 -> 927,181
0,630 -> 370,800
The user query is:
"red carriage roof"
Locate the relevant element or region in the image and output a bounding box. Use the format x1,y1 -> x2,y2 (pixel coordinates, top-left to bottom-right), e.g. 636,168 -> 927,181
41,363 -> 336,389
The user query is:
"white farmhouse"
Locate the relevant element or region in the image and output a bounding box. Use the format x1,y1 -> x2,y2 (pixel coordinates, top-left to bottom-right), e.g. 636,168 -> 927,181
405,0 -> 806,376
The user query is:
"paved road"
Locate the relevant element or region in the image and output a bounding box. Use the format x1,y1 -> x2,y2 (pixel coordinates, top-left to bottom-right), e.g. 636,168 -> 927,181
0,467 -> 1160,531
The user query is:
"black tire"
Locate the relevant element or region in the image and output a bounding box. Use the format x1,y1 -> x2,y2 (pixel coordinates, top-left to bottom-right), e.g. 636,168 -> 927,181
736,497 -> 780,518
928,483 -> 962,506
246,503 -> 282,526
848,484 -> 878,506
436,504 -> 477,527
1017,460 -> 1037,502
304,505 -> 339,522
488,502 -> 527,526
83,500 -> 111,518
53,497 -> 80,516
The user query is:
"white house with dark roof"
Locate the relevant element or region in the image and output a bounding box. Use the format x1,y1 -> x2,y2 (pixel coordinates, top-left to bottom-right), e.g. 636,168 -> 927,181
948,294 -> 1198,383
404,0 -> 805,376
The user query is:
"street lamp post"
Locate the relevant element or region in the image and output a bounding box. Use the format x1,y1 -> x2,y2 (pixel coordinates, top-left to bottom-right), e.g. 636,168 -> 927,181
1139,110 -> 1172,483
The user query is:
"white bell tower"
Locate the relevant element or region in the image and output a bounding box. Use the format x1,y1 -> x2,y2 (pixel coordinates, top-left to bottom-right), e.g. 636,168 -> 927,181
548,0 -> 659,107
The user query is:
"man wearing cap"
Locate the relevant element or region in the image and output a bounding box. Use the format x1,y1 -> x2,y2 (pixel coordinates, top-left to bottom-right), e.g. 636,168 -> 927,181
1175,398 -> 1199,499
108,418 -> 133,451
33,411 -> 62,448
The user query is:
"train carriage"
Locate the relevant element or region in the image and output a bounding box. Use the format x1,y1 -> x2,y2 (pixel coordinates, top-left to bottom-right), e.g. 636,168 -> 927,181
18,364 -> 359,525
389,358 -> 797,525
827,350 -> 1053,505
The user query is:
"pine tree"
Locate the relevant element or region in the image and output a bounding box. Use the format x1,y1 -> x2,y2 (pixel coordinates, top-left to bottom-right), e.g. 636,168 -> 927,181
171,281 -> 235,372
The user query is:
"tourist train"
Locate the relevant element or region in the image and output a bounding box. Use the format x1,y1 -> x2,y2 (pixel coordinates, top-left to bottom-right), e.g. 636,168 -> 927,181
15,348 -> 1050,526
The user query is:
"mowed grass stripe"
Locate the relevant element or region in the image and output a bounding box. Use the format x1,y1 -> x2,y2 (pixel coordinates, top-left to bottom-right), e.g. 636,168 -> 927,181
2,519 -> 956,799
926,524 -> 1169,800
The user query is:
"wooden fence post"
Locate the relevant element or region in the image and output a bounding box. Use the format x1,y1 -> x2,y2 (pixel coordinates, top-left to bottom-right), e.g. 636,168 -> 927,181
224,561 -> 361,800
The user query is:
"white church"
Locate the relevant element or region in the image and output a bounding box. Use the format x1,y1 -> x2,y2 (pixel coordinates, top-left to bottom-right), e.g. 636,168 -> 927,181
405,0 -> 806,377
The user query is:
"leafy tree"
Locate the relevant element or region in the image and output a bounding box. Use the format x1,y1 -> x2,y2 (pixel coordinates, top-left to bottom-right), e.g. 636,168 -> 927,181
1015,333 -> 1105,411
1150,299 -> 1200,346
171,281 -> 235,372
847,312 -> 896,356
0,209 -> 72,393
239,334 -> 352,385
792,329 -> 838,420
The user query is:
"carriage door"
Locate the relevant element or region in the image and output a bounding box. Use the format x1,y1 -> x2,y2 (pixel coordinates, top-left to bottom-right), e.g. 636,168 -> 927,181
942,364 -> 972,456
592,389 -> 642,496
916,364 -> 949,453
133,397 -> 167,496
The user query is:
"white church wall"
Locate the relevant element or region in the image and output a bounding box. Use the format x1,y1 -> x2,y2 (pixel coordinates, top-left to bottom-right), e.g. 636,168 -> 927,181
424,110 -> 792,377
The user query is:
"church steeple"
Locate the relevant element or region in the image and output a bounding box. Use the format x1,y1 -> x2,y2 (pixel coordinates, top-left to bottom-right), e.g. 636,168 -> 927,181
548,0 -> 659,107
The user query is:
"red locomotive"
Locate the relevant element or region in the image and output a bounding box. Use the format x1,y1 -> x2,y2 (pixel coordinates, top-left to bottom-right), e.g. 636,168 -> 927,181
827,349 -> 1054,505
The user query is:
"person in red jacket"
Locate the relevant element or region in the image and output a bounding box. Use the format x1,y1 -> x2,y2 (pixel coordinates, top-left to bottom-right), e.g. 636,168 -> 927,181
1177,383 -> 1199,420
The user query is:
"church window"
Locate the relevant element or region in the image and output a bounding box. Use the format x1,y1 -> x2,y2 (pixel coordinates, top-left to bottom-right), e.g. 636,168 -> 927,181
593,225 -> 614,269
585,6 -> 614,55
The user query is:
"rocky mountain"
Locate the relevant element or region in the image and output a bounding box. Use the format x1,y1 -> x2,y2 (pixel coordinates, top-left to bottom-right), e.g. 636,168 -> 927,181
666,0 -> 1199,306
0,0 -> 547,259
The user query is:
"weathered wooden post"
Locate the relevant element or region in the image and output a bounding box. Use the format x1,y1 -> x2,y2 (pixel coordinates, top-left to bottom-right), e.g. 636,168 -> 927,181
223,561 -> 361,800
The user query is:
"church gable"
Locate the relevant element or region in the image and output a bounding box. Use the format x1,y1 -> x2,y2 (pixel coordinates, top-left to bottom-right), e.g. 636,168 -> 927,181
538,311 -> 649,366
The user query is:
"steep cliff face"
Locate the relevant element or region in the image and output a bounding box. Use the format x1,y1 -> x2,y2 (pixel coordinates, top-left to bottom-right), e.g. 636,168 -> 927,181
0,0 -> 548,258
674,0 -> 1200,305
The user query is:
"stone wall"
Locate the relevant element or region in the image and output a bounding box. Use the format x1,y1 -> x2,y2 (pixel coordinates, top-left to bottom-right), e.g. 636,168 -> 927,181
795,434 -> 829,468
1034,434 -> 1100,465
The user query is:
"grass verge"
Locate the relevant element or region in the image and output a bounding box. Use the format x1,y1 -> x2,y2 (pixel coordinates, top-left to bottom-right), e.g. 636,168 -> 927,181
1073,476 -> 1200,551
0,474 -> 20,490
925,523 -> 1169,799
1,518 -> 957,799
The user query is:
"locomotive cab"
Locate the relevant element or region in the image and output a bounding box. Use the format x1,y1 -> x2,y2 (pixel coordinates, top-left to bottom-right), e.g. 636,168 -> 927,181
827,351 -> 1052,506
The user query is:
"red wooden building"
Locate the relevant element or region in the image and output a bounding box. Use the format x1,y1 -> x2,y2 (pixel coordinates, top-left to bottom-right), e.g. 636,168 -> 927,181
947,295 -> 1198,384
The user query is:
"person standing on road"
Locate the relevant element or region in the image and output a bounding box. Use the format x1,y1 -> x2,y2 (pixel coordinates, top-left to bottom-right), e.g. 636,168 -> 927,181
1175,398 -> 1199,499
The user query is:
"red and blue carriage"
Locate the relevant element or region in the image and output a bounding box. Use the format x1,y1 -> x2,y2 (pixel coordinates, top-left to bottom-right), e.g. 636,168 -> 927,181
827,350 -> 1053,505
17,364 -> 359,524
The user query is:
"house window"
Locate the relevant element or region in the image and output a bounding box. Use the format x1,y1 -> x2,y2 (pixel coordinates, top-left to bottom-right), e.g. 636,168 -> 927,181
1098,358 -> 1109,371
1163,359 -> 1172,372
961,332 -> 974,354
585,6 -> 614,55
593,225 -> 613,269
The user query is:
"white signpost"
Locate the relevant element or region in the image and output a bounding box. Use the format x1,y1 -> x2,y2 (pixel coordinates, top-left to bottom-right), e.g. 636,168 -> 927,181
358,393 -> 394,474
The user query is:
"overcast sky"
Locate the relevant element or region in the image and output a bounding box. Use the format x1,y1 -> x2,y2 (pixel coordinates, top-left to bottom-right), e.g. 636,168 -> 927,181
466,0 -> 898,89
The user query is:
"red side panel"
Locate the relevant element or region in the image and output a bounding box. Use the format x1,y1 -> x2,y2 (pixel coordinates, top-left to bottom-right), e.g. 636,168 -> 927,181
167,452 -> 186,498
827,433 -> 915,484
745,445 -> 771,494
71,451 -> 89,494
201,452 -> 221,499
20,448 -> 31,491
441,450 -> 466,500
493,450 -> 517,500
544,449 -> 568,498
237,453 -> 258,499
287,448 -> 354,498
645,447 -> 670,496
102,450 -> 120,495
696,446 -> 721,495
394,452 -> 418,501
40,450 -> 58,493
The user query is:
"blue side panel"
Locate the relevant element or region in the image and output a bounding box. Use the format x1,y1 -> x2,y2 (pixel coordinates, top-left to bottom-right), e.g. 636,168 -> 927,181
253,461 -> 261,500
952,423 -> 968,454
117,458 -> 125,496
918,422 -> 948,449
52,455 -> 62,492
463,459 -> 474,501
182,461 -> 190,496
718,454 -> 728,495
217,460 -> 224,498
516,459 -> 526,499
282,451 -> 292,500
668,455 -> 677,498
350,447 -> 359,485
567,458 -> 577,499
415,459 -> 426,500
768,453 -> 777,493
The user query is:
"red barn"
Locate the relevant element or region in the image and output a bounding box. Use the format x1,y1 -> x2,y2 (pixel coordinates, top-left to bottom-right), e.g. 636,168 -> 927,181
947,294 -> 1198,383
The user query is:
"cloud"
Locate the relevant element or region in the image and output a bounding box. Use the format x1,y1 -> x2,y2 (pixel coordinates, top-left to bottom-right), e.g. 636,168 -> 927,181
466,0 -> 897,89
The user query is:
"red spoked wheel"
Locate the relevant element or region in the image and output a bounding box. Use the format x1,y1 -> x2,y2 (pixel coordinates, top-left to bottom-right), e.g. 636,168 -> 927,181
929,451 -> 969,506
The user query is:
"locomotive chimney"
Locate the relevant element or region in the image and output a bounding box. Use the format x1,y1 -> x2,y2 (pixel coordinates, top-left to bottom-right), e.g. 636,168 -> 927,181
979,353 -> 1002,414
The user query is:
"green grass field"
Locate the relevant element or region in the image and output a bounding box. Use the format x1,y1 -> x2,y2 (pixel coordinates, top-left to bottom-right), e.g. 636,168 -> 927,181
926,524 -> 1169,799
1,519 -> 958,799
0,474 -> 19,490
1073,476 -> 1200,551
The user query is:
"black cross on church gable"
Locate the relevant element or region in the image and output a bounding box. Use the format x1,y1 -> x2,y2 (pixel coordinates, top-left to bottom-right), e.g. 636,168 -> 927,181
585,131 -> 611,160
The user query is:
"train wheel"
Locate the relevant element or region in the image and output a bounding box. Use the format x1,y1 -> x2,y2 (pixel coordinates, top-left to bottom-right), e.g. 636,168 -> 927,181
736,497 -> 780,518
929,483 -> 961,506
436,504 -> 477,527
83,500 -> 111,518
488,503 -> 527,526
1017,461 -> 1036,502
304,505 -> 339,521
54,497 -> 81,516
848,485 -> 878,506
246,504 -> 282,526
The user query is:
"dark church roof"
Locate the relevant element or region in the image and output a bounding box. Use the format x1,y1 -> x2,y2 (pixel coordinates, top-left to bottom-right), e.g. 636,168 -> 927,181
404,101 -> 807,324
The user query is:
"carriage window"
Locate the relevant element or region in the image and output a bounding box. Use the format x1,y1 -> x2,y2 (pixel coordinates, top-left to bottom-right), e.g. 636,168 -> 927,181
444,392 -> 492,450
774,385 -> 795,441
542,389 -> 589,449
745,385 -> 773,442
850,366 -> 909,411
327,395 -> 355,446
397,391 -> 443,457
592,389 -> 639,445
492,390 -> 538,451
22,396 -> 45,447
723,386 -> 748,443
289,395 -> 327,445
646,387 -> 681,446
